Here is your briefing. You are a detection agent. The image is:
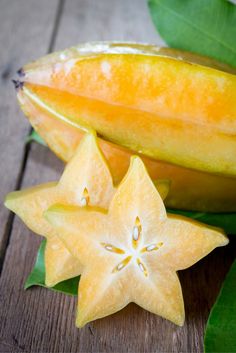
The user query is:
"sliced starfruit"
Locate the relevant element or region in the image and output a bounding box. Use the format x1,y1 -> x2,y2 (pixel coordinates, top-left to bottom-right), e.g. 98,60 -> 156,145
4,133 -> 115,286
45,157 -> 228,327
18,42 -> 236,177
17,74 -> 236,213
4,132 -> 169,286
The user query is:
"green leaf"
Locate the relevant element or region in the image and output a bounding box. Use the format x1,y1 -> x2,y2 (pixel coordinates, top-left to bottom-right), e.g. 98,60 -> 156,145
204,259 -> 236,352
148,0 -> 236,68
25,239 -> 80,296
26,130 -> 47,146
168,209 -> 236,234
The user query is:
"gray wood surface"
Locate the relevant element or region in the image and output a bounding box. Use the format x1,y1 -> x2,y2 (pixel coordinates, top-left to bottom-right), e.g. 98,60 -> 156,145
0,1 -> 235,352
0,0 -> 60,269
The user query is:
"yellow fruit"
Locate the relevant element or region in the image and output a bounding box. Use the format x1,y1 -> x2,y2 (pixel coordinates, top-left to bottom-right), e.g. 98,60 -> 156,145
20,42 -> 236,176
45,157 -> 228,327
4,133 -> 115,286
5,132 -> 168,286
17,84 -> 236,212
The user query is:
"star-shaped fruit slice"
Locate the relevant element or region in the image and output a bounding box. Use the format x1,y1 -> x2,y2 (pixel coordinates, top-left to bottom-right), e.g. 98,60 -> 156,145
4,132 -> 116,286
5,132 -> 169,287
45,157 -> 228,327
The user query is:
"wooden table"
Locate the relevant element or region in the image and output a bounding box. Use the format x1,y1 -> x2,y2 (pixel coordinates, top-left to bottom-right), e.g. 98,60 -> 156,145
0,1 -> 235,352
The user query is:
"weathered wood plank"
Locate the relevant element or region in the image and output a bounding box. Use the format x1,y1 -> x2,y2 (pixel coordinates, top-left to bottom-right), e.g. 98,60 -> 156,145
0,1 -> 234,352
0,0 -> 60,267
53,0 -> 164,48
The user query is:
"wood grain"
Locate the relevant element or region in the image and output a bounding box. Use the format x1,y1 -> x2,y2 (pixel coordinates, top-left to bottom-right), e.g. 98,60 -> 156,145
0,0 -> 60,268
53,0 -> 165,48
0,0 -> 235,352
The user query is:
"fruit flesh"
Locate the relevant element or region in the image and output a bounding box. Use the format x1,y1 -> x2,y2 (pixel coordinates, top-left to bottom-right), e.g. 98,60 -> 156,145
4,133 -> 169,286
17,85 -> 236,212
4,133 -> 116,286
22,42 -> 236,176
45,157 -> 228,327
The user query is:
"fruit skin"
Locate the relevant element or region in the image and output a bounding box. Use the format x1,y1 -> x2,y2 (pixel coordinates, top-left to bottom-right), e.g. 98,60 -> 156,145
21,42 -> 236,176
17,85 -> 236,213
45,157 -> 228,327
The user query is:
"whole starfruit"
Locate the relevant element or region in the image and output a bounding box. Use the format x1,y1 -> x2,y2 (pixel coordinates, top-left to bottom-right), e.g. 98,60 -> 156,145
15,42 -> 236,212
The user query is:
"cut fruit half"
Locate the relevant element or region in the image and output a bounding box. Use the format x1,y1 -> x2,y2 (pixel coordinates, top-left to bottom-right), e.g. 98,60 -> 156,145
45,156 -> 228,327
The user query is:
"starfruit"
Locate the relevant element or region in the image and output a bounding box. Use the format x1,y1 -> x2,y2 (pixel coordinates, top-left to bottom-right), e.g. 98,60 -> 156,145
4,132 -> 169,286
4,133 -> 115,286
45,157 -> 228,327
16,42 -> 236,212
